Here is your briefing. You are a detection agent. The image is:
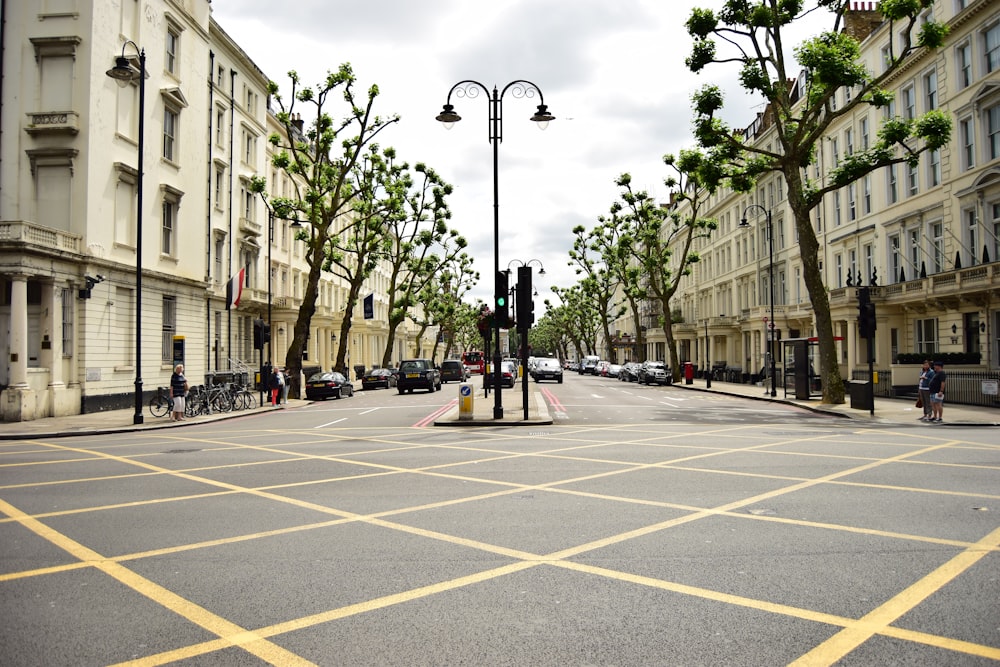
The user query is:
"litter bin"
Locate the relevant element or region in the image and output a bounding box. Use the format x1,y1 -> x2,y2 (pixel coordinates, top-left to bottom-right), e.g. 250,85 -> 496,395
848,380 -> 873,410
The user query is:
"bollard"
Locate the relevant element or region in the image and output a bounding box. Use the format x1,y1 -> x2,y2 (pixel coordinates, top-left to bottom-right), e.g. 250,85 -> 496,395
458,382 -> 474,420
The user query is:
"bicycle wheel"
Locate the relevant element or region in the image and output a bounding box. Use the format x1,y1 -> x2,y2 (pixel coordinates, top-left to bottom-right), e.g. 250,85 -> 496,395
211,391 -> 233,413
237,390 -> 256,410
149,394 -> 169,418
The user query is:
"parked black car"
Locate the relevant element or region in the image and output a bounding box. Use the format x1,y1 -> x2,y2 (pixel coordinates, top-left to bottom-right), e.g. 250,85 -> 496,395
362,367 -> 397,390
637,360 -> 671,385
440,359 -> 468,383
396,359 -> 442,394
305,371 -> 355,400
619,362 -> 641,382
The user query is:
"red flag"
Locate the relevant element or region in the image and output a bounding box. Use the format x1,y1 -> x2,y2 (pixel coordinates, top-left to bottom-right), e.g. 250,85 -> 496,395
226,268 -> 245,310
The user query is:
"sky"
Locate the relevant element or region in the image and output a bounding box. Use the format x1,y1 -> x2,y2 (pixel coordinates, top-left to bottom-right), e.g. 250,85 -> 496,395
209,0 -> 832,312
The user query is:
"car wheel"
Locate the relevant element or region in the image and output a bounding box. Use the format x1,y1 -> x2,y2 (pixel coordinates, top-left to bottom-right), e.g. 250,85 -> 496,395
558,378 -> 563,384
398,388 -> 405,395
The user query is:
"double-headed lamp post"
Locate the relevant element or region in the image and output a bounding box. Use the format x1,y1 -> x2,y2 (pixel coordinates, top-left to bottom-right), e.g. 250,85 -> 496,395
106,41 -> 146,425
740,205 -> 777,398
436,80 -> 554,419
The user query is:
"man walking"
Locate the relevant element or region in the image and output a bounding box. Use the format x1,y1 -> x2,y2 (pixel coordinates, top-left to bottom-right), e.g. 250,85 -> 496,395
928,360 -> 947,423
917,359 -> 935,421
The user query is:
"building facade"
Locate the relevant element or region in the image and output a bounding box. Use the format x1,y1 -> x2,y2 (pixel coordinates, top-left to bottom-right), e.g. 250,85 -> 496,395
620,0 -> 999,388
0,0 -> 429,421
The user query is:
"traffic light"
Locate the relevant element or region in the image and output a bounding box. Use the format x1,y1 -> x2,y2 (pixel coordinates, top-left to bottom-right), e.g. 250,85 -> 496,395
253,318 -> 271,349
516,265 -> 534,328
495,270 -> 510,328
857,287 -> 876,338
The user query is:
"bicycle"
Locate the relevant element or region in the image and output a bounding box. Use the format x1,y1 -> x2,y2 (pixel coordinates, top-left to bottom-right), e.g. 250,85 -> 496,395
148,386 -> 173,418
233,386 -> 257,410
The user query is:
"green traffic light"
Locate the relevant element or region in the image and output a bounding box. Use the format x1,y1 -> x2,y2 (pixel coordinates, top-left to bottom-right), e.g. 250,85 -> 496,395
497,297 -> 506,306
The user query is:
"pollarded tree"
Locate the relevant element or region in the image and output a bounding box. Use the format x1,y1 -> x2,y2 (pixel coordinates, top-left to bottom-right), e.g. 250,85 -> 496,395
568,225 -> 625,362
611,158 -> 717,381
253,64 -> 399,392
409,252 -> 479,361
379,162 -> 468,368
551,283 -> 602,357
685,0 -> 951,403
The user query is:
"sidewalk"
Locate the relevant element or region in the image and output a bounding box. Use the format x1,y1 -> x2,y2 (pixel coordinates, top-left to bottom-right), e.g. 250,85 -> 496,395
672,377 -> 1000,426
0,379 -> 995,440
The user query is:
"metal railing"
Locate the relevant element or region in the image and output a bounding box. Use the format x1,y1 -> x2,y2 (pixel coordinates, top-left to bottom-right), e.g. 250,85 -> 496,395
852,368 -> 1000,407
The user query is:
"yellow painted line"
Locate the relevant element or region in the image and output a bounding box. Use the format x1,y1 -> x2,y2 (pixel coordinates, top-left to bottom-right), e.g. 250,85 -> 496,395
790,525 -> 1000,665
114,560 -> 541,666
0,497 -> 314,666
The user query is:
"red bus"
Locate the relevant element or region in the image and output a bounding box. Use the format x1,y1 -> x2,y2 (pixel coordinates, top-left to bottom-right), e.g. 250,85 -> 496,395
461,351 -> 485,375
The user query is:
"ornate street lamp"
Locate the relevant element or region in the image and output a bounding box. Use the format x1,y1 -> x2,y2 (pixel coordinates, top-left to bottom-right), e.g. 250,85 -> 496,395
740,205 -> 777,397
436,81 -> 554,419
106,41 -> 146,424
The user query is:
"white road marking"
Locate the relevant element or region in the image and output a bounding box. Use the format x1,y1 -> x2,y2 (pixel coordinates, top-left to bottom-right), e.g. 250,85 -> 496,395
359,408 -> 380,415
315,417 -> 347,428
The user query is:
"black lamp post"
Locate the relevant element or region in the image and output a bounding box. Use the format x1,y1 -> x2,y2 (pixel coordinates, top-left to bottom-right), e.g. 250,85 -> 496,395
436,80 -> 554,419
740,205 -> 777,398
107,42 -> 146,424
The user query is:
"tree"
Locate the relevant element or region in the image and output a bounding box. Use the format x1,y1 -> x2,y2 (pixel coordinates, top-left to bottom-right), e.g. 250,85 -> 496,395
612,156 -> 716,382
379,162 -> 468,368
685,0 -> 951,403
253,64 -> 399,394
409,252 -> 479,361
550,284 -> 602,357
568,225 -> 624,362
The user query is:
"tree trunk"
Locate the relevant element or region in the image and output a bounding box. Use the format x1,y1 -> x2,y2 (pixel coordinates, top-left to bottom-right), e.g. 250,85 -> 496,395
334,280 -> 364,376
786,168 -> 845,404
284,252 -> 324,399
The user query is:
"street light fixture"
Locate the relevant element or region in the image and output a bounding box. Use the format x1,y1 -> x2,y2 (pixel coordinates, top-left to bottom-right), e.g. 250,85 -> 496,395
106,41 -> 146,425
437,80 -> 554,419
740,205 -> 777,397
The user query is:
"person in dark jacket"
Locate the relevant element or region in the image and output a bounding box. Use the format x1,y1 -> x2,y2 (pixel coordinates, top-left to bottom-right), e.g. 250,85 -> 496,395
170,364 -> 188,421
927,360 -> 947,423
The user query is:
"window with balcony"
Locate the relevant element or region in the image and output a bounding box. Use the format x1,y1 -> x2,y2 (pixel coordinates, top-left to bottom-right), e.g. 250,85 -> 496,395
965,208 -> 979,267
931,221 -> 944,273
909,229 -> 921,277
889,234 -> 902,282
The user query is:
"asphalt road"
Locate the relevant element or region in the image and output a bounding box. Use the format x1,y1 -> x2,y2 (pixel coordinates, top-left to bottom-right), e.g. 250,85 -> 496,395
1,373 -> 998,666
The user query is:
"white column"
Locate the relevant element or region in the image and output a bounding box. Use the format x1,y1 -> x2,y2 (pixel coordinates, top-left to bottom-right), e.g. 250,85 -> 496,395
8,276 -> 29,387
41,283 -> 65,388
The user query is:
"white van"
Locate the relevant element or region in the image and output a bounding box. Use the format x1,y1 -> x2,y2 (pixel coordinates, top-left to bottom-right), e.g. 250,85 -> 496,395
580,355 -> 601,375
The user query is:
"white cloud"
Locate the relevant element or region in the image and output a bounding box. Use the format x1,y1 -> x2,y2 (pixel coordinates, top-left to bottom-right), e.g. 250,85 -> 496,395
210,0 -> 835,310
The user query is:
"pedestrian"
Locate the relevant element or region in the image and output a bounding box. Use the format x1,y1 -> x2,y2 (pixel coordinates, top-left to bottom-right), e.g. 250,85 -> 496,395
268,367 -> 282,406
917,359 -> 935,421
928,360 -> 947,423
170,363 -> 188,421
279,367 -> 289,405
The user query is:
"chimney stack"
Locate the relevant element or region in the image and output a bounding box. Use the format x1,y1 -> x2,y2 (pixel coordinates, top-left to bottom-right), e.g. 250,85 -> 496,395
844,1 -> 883,42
